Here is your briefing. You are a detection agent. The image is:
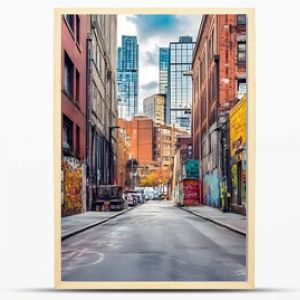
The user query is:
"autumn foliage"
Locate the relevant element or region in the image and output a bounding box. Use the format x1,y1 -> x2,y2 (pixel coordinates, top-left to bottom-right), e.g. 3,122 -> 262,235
139,168 -> 171,187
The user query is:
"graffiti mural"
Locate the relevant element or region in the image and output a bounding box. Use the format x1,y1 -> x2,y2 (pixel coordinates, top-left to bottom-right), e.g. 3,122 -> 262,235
241,152 -> 247,206
182,160 -> 199,179
62,158 -> 86,217
229,96 -> 247,211
203,169 -> 220,207
229,96 -> 246,157
183,179 -> 199,206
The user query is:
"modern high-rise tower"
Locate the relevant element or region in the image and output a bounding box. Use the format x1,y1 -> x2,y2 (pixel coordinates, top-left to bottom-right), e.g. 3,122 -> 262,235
159,48 -> 169,94
117,35 -> 139,120
166,36 -> 195,130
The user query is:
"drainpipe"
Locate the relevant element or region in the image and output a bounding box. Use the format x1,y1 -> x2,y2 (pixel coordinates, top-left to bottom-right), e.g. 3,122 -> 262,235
86,34 -> 92,211
214,54 -> 224,210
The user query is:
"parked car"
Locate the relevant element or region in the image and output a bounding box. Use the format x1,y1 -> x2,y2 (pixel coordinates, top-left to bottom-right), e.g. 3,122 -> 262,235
144,187 -> 155,200
132,193 -> 144,204
134,187 -> 146,202
123,190 -> 138,206
152,191 -> 162,200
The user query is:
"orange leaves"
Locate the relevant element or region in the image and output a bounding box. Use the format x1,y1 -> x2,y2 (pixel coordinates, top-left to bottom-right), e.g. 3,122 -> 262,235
139,168 -> 171,187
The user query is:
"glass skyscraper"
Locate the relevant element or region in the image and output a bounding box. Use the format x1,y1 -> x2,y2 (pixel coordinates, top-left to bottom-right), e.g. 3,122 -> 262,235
159,48 -> 169,94
167,36 -> 195,130
117,35 -> 139,120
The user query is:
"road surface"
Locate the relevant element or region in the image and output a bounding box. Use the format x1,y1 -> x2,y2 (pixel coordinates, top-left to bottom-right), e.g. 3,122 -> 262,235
62,200 -> 246,281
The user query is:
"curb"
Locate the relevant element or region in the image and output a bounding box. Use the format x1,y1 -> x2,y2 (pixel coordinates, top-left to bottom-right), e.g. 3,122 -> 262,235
61,206 -> 136,241
179,206 -> 246,236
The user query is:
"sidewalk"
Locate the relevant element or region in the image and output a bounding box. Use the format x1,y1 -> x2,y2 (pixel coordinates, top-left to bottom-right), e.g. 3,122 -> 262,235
61,207 -> 134,240
179,205 -> 246,235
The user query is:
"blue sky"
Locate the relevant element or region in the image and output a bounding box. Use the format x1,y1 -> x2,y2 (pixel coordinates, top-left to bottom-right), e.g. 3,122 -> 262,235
117,14 -> 202,112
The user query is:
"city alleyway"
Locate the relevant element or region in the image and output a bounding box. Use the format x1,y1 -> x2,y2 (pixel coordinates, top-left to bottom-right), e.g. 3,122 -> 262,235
62,200 -> 246,281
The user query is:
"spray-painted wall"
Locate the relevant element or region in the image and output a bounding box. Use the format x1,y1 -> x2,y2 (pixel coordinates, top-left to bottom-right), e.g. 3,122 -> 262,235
229,96 -> 247,213
182,179 -> 199,205
203,169 -> 220,207
62,157 -> 86,217
182,160 -> 199,179
201,123 -> 221,208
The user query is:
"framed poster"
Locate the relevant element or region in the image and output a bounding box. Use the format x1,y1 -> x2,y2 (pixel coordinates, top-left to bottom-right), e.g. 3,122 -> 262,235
54,7 -> 255,289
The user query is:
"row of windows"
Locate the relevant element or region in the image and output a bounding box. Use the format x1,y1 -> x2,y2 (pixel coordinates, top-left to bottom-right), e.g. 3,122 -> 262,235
199,78 -> 246,123
238,41 -> 246,63
170,43 -> 194,50
170,64 -> 191,72
170,51 -> 193,64
171,91 -> 191,98
171,111 -> 191,128
62,114 -> 81,158
93,82 -> 106,123
93,40 -> 106,82
159,48 -> 169,70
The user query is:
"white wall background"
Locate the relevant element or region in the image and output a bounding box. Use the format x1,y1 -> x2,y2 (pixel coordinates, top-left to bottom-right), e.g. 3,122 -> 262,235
0,0 -> 300,299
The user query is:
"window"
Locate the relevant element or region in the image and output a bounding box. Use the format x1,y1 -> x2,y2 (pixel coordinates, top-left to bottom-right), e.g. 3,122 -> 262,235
76,15 -> 80,44
64,52 -> 74,97
237,41 -> 246,63
76,125 -> 80,158
64,15 -> 74,31
238,79 -> 246,99
237,14 -> 246,25
75,70 -> 80,102
63,115 -> 73,152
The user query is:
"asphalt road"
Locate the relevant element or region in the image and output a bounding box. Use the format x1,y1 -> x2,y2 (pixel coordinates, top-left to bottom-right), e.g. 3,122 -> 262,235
61,200 -> 246,281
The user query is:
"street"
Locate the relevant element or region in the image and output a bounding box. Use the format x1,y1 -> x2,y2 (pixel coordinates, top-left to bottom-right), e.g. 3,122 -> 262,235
62,200 -> 246,281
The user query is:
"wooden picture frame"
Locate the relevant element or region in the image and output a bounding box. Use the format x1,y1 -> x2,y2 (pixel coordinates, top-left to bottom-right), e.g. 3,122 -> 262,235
54,7 -> 255,289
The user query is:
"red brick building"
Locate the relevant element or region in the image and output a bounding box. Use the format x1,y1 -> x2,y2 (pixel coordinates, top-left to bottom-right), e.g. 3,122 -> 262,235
192,14 -> 247,212
118,116 -> 154,165
61,15 -> 87,216
61,14 -> 87,161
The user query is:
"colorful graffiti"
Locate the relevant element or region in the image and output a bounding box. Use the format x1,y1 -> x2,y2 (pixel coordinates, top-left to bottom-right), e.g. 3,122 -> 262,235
203,169 -> 220,207
230,157 -> 246,207
183,179 -> 199,206
182,160 -> 199,179
230,96 -> 246,157
62,160 -> 85,216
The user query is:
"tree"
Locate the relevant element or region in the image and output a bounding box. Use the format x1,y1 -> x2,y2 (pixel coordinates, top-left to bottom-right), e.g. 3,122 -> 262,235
139,168 -> 171,188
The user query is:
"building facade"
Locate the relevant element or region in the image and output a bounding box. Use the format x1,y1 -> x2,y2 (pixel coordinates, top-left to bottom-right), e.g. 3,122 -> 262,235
154,123 -> 190,168
143,93 -> 165,124
192,14 -> 247,214
118,116 -> 154,166
61,14 -> 87,217
159,47 -> 169,94
86,15 -> 118,210
117,35 -> 139,120
167,36 -> 195,130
